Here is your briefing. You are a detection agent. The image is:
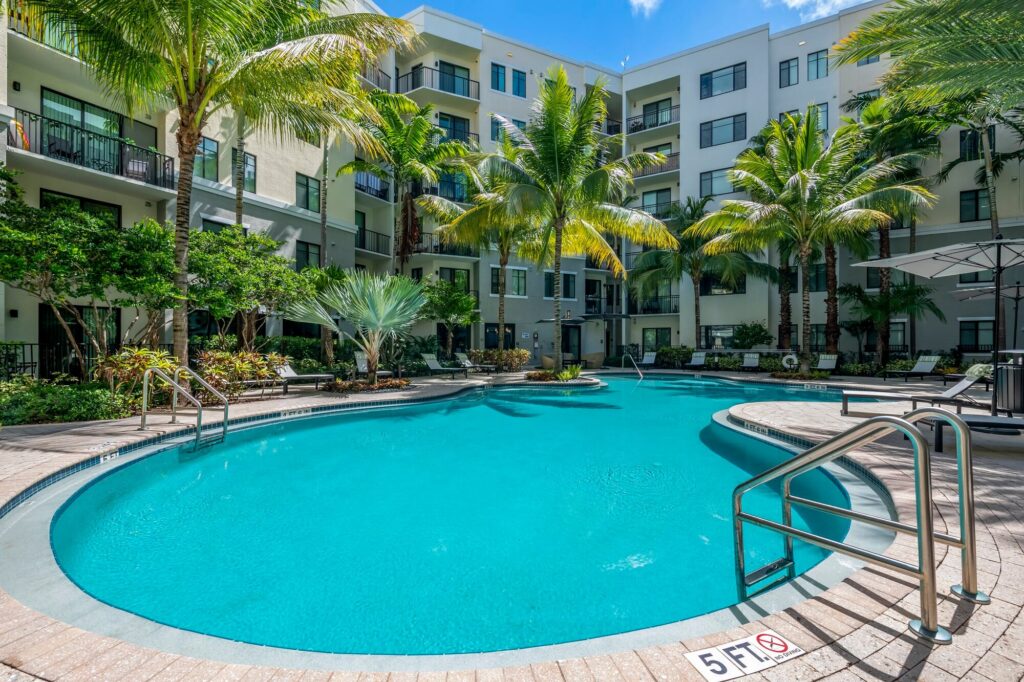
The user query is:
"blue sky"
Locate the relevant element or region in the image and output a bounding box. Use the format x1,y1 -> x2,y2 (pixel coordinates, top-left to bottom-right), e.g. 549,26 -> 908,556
375,0 -> 865,70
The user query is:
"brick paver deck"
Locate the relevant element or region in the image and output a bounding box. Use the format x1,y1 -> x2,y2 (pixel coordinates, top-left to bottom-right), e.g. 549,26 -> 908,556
0,373 -> 1021,681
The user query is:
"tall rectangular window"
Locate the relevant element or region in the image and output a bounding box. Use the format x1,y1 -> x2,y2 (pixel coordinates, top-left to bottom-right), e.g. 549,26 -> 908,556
642,188 -> 671,214
438,61 -> 471,97
642,328 -> 671,353
856,55 -> 880,66
960,189 -> 991,222
699,62 -> 746,99
491,267 -> 526,296
511,119 -> 526,131
40,189 -> 121,228
295,240 -> 320,271
231,148 -> 256,192
809,263 -> 826,292
512,69 -> 526,97
295,173 -> 321,212
779,58 -> 798,88
700,114 -> 746,148
811,102 -> 829,133
490,63 -> 505,92
807,49 -> 828,80
642,98 -> 673,128
699,168 -> 734,197
491,116 -> 501,141
959,126 -> 996,161
439,267 -> 470,292
810,324 -> 826,351
194,136 -> 218,181
959,320 -> 994,351
544,273 -> 576,299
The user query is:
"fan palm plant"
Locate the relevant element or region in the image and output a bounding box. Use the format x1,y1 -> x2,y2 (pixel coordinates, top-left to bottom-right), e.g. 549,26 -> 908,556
630,197 -> 774,348
338,91 -> 469,273
690,107 -> 933,371
839,282 -> 946,360
285,270 -> 425,384
27,0 -> 414,365
471,66 -> 676,371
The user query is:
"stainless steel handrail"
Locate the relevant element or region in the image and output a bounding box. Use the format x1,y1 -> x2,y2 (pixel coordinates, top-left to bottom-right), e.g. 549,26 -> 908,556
171,367 -> 229,443
621,353 -> 643,380
138,368 -> 204,449
733,415 -> 954,644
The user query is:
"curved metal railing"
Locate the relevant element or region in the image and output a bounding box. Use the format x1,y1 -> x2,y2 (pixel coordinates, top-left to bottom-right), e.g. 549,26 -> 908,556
172,367 -> 229,444
138,368 -> 204,449
621,353 -> 643,380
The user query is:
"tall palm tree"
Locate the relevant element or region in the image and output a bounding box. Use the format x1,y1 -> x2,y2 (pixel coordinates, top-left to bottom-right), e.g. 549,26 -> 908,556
839,282 -> 946,358
690,107 -> 933,371
474,66 -> 676,372
285,270 -> 425,384
30,0 -> 413,365
339,91 -> 469,274
630,197 -> 773,349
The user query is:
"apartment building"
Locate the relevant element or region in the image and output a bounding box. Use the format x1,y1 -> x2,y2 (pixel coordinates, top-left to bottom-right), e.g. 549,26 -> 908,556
1,0 -> 1020,373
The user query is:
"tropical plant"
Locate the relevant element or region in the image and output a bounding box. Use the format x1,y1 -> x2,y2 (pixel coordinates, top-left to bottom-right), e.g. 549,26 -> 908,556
195,350 -> 287,400
690,107 -> 932,371
0,376 -> 135,425
630,196 -> 774,348
339,91 -> 470,272
420,280 -> 482,359
733,322 -> 775,350
467,348 -> 532,372
27,0 -> 414,366
839,283 -> 946,359
284,270 -> 425,384
95,346 -> 178,396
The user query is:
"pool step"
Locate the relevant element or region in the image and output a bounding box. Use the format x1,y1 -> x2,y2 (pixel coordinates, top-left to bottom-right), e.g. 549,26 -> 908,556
194,433 -> 225,450
743,557 -> 794,587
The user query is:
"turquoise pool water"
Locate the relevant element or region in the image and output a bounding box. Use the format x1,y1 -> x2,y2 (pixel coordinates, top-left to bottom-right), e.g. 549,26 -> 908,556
52,376 -> 851,655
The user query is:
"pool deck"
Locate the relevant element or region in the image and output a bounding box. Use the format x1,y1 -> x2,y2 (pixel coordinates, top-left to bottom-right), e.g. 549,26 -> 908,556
0,372 -> 1021,681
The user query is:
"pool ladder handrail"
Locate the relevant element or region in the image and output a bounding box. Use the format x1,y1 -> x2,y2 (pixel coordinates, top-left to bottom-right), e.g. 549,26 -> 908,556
732,408 -> 988,646
621,353 -> 643,380
138,366 -> 229,449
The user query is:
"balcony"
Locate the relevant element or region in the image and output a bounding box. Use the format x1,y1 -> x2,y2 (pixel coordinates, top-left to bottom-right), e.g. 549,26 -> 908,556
597,119 -> 622,136
359,64 -> 391,91
354,171 -> 390,201
439,129 -> 479,146
356,228 -> 391,256
635,153 -> 680,179
583,297 -> 625,317
414,233 -> 478,258
641,200 -> 680,220
624,250 -> 654,269
629,295 -> 679,315
396,66 -> 480,101
626,106 -> 680,135
420,178 -> 470,203
8,2 -> 76,56
8,108 -> 175,189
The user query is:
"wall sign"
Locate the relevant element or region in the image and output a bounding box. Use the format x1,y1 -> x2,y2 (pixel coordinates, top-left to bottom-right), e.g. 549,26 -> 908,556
683,630 -> 804,681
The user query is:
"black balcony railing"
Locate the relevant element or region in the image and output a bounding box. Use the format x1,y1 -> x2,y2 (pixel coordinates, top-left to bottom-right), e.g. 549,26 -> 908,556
597,119 -> 622,135
626,105 -> 680,134
354,171 -> 390,201
9,108 -> 176,189
360,65 -> 392,91
421,178 -> 470,203
629,295 -> 679,315
356,228 -> 391,255
440,129 -> 480,145
8,2 -> 77,56
958,344 -> 994,353
641,200 -> 680,220
635,152 -> 680,178
397,66 -> 480,100
415,233 -> 479,257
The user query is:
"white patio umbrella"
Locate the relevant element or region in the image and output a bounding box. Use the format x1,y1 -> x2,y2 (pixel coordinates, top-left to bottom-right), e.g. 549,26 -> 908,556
853,236 -> 1024,415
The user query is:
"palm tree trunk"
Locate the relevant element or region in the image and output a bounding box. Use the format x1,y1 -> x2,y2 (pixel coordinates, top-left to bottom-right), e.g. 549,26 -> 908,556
445,324 -> 454,359
979,121 -> 1000,238
234,114 -> 246,225
800,247 -> 812,373
497,253 -> 508,354
691,273 -> 702,349
553,220 -> 564,373
319,142 -> 334,367
172,120 -> 201,367
877,222 -> 891,367
908,215 -> 917,354
779,261 -> 792,350
397,190 -> 419,275
824,242 -> 840,353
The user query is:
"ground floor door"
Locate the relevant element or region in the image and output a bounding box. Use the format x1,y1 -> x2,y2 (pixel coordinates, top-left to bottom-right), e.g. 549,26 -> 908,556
561,324 -> 581,359
484,323 -> 515,349
38,304 -> 120,377
436,324 -> 471,357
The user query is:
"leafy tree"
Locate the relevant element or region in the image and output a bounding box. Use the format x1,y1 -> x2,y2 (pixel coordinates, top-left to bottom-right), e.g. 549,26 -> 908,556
188,227 -> 313,350
733,322 -> 775,350
27,0 -> 414,365
421,279 -> 482,359
285,270 -> 425,384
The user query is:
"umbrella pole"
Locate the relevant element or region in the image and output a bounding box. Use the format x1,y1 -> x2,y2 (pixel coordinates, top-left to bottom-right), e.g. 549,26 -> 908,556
1014,282 -> 1020,350
991,239 -> 1003,416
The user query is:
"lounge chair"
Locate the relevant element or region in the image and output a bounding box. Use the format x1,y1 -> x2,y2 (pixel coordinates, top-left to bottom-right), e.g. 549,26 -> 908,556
638,352 -> 657,368
939,373 -> 992,392
741,353 -> 760,371
883,355 -> 941,381
686,351 -> 707,368
276,363 -> 333,394
815,354 -> 838,373
421,353 -> 468,379
455,352 -> 496,374
354,351 -> 392,380
931,414 -> 1024,452
841,376 -> 996,416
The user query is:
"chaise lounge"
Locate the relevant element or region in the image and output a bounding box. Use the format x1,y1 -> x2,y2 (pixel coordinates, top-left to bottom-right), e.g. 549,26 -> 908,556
815,353 -> 838,373
841,376 -> 994,416
638,352 -> 657,368
883,355 -> 941,381
455,352 -> 496,374
741,353 -> 760,371
686,351 -> 707,368
275,363 -> 334,394
422,353 -> 469,379
354,351 -> 393,381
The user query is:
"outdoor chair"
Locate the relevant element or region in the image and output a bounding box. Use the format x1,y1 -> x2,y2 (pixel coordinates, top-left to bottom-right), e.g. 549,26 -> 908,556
814,354 -> 838,373
455,352 -> 496,374
883,355 -> 941,381
638,352 -> 657,368
421,353 -> 468,379
354,351 -> 392,380
741,353 -> 761,371
840,376 -> 999,416
276,363 -> 333,394
929,414 -> 1024,452
686,351 -> 707,368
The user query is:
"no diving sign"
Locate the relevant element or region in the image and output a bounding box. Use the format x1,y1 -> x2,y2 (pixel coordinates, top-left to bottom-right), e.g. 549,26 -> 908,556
683,630 -> 804,681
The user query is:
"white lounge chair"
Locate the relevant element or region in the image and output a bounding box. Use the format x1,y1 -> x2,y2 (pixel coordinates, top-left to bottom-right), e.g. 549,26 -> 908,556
354,351 -> 392,380
422,353 -> 468,379
841,376 -> 997,416
815,354 -> 838,372
883,355 -> 940,381
455,352 -> 496,373
638,352 -> 657,368
276,363 -> 333,394
741,353 -> 760,371
686,351 -> 707,368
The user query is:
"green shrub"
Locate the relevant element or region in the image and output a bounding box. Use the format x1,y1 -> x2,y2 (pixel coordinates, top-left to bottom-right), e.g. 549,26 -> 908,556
603,355 -> 623,368
770,371 -> 831,381
95,346 -> 179,397
838,362 -> 879,377
195,350 -> 287,401
654,346 -> 692,368
555,364 -> 583,381
0,377 -> 134,425
758,355 -> 784,373
525,370 -> 556,382
715,355 -> 742,371
468,348 -> 532,372
733,322 -> 774,349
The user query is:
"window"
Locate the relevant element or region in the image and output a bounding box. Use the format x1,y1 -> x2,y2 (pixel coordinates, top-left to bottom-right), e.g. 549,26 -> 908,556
40,189 -> 121,228
959,126 -> 996,162
779,109 -> 799,123
811,102 -> 829,133
490,116 -> 501,141
866,321 -> 907,352
295,240 -> 320,271
644,142 -> 672,155
439,267 -> 470,292
810,324 -> 826,351
702,325 -> 737,349
438,113 -> 470,142
807,49 -> 828,80
700,272 -> 746,295
866,268 -> 905,289
200,218 -> 246,235
490,63 -> 505,92
700,113 -> 746,148
490,267 -> 526,296
960,189 -> 991,222
544,272 -> 576,299
194,136 -> 218,181
959,270 -> 995,284
231,148 -> 256,193
484,323 -> 516,350
642,188 -> 671,214
856,55 -> 880,66
779,58 -> 798,88
642,98 -> 673,128
512,69 -> 526,97
410,267 -> 423,282
642,328 -> 672,353
511,119 -> 526,131
700,62 -> 746,99
295,173 -> 321,211
809,262 -> 826,292
960,320 -> 994,351
699,168 -> 734,197
859,89 -> 881,101
438,61 -> 471,97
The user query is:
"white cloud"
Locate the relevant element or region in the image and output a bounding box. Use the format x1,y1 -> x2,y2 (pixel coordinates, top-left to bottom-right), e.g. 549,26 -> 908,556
628,0 -> 662,18
763,0 -> 862,21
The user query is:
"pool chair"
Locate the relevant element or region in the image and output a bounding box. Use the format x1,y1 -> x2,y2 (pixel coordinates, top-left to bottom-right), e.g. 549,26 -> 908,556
638,352 -> 657,368
354,351 -> 392,381
421,353 -> 469,379
815,354 -> 838,373
741,353 -> 761,371
840,376 -> 998,416
686,351 -> 707,368
455,352 -> 496,374
883,355 -> 941,381
276,363 -> 334,394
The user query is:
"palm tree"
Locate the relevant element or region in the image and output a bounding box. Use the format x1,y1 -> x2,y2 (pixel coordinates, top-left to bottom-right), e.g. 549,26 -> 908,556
839,282 -> 946,362
339,91 -> 469,274
630,197 -> 773,349
29,0 -> 413,365
690,107 -> 933,371
285,270 -> 425,384
833,0 -> 1024,109
473,66 -> 676,372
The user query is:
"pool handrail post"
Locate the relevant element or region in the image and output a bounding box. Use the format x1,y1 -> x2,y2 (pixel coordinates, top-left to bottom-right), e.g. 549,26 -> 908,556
621,353 -> 643,380
138,367 -> 204,450
172,366 -> 230,443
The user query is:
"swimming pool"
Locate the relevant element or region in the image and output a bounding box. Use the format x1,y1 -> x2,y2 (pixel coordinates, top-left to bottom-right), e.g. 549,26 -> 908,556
51,375 -> 853,655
